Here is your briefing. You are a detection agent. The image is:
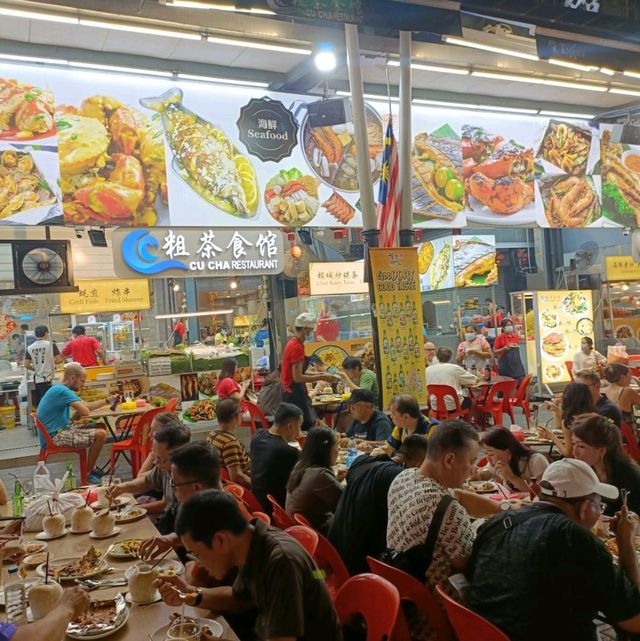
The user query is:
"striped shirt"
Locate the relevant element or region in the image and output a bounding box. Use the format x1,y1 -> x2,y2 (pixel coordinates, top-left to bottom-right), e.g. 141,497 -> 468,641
207,429 -> 251,474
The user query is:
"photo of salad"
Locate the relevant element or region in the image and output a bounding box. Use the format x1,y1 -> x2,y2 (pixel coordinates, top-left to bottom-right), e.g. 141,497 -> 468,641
264,167 -> 319,227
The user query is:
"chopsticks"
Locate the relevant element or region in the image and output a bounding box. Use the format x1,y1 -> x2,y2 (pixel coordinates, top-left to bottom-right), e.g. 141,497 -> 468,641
148,547 -> 173,571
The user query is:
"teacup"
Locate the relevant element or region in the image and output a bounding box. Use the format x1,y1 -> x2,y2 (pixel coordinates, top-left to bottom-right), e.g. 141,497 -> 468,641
125,562 -> 158,604
71,506 -> 93,533
28,581 -> 63,620
91,511 -> 115,537
42,513 -> 65,538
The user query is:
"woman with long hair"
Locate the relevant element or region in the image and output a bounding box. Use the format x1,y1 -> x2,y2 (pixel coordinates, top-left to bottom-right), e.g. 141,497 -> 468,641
572,336 -> 606,374
571,412 -> 640,515
475,427 -> 549,492
602,363 -> 640,425
285,427 -> 345,534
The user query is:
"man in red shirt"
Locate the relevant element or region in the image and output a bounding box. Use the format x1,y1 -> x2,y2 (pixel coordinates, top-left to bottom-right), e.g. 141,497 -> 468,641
281,313 -> 337,430
62,326 -> 105,368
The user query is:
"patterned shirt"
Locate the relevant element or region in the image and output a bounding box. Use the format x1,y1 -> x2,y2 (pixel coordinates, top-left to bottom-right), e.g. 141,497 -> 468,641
207,429 -> 251,474
387,468 -> 474,590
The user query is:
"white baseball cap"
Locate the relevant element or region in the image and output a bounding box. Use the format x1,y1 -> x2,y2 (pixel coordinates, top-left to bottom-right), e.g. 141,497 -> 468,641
294,313 -> 317,329
540,458 -> 618,500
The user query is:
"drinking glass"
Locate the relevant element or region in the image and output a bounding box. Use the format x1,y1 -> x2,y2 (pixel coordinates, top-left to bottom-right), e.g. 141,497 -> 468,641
166,621 -> 201,641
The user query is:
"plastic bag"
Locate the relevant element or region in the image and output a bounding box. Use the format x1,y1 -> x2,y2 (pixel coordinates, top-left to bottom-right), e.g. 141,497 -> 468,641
608,345 -> 629,365
24,473 -> 85,532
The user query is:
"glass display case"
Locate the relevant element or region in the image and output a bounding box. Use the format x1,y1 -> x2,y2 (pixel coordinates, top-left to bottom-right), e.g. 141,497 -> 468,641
602,281 -> 640,353
109,321 -> 136,355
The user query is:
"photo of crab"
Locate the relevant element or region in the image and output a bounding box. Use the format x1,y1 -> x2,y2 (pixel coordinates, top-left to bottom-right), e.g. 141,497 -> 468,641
462,124 -> 536,225
56,94 -> 169,227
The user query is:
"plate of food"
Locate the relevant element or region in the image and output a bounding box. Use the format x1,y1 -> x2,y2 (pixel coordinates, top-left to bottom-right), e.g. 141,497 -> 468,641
538,120 -> 592,176
108,539 -> 142,559
544,364 -> 562,381
430,242 -> 452,290
149,616 -> 224,641
541,310 -> 558,329
6,541 -> 47,564
538,174 -> 600,228
418,242 -> 434,275
264,168 -> 319,227
576,318 -> 594,336
197,372 -> 217,398
37,547 -> 106,581
0,77 -> 56,142
67,594 -> 128,640
90,496 -> 132,510
452,237 -> 497,287
301,105 -> 383,192
542,332 -> 567,359
321,191 -> 355,225
562,291 -> 589,315
312,345 -> 349,371
467,481 -> 497,494
183,399 -> 217,423
616,325 -> 633,340
115,506 -> 147,524
156,559 -> 184,577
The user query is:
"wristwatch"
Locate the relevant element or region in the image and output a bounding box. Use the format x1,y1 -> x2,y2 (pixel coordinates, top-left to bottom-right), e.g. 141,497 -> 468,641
499,500 -> 511,511
191,587 -> 204,607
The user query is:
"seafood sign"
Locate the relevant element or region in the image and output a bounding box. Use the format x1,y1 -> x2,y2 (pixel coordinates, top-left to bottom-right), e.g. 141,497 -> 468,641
141,88 -> 258,219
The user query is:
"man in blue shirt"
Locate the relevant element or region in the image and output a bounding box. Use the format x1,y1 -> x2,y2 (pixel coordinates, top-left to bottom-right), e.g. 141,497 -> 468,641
385,393 -> 437,452
345,389 -> 392,442
37,363 -> 110,484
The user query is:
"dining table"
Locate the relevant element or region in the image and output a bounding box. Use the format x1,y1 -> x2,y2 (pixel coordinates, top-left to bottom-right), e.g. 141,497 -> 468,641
2,498 -> 240,641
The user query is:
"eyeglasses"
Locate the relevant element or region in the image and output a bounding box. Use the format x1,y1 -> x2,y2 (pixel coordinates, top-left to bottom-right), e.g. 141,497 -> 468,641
185,551 -> 199,562
170,479 -> 200,490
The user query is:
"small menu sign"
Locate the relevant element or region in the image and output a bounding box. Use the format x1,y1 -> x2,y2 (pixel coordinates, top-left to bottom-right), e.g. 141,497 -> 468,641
237,97 -> 298,162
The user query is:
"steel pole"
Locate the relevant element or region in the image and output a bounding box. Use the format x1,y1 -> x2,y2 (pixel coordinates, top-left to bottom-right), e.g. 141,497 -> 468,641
398,30 -> 414,247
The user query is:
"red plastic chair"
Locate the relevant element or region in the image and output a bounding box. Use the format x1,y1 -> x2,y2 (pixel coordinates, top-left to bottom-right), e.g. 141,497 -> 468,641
474,380 -> 516,427
621,422 -> 640,463
367,557 -> 454,641
565,361 -> 574,381
428,385 -> 470,421
32,414 -> 89,485
142,401 -> 179,457
285,525 -> 319,555
164,397 -> 178,412
435,585 -> 510,641
315,529 -> 351,599
505,374 -> 533,427
253,511 -> 271,525
293,512 -> 313,528
335,574 -> 400,641
267,494 -> 296,529
244,401 -> 269,434
109,406 -> 166,475
219,466 -> 231,482
224,483 -> 265,514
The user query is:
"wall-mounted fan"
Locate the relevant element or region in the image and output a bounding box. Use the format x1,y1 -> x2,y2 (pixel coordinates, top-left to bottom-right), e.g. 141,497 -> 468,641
1,240 -> 76,295
575,241 -> 599,270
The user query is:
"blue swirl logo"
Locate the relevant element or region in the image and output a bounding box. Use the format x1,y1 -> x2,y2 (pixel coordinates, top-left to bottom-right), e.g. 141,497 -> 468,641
122,230 -> 188,275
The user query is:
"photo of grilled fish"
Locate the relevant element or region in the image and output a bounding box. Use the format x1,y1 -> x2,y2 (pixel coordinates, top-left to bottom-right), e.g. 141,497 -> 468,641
140,88 -> 258,218
453,237 -> 497,287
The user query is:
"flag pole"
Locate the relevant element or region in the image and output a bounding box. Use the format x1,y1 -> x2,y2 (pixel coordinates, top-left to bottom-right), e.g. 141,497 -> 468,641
398,30 -> 414,248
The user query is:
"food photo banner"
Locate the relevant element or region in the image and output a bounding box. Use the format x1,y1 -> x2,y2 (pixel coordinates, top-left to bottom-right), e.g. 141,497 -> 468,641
1,62 -> 637,230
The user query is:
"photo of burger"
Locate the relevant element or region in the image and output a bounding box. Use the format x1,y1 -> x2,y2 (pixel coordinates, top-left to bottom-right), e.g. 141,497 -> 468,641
542,332 -> 567,358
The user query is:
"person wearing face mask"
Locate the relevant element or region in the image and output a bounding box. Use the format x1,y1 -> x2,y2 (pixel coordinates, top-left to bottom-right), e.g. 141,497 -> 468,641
573,337 -> 606,375
280,313 -> 338,430
456,325 -> 492,371
492,318 -> 526,384
466,458 -> 640,641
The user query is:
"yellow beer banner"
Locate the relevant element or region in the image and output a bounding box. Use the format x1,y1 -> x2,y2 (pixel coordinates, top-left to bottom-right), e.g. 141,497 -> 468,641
369,248 -> 427,409
60,279 -> 150,314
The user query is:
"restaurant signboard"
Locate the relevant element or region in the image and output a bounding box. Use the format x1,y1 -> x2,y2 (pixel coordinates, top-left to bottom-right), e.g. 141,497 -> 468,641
59,279 -> 150,314
309,261 -> 367,296
112,227 -> 284,279
605,255 -> 640,281
369,247 -> 427,409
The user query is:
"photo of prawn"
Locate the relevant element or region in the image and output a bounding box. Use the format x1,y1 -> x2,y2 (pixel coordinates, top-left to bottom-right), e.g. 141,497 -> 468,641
461,124 -> 536,225
0,141 -> 61,224
56,93 -> 169,227
538,173 -> 601,228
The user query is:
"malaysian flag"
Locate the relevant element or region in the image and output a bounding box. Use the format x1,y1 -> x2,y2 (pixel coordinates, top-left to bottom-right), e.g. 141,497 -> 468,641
375,120 -> 401,248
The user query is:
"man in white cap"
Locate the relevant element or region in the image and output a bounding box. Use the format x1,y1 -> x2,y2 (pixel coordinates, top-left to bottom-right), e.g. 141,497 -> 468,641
466,458 -> 640,641
280,313 -> 337,430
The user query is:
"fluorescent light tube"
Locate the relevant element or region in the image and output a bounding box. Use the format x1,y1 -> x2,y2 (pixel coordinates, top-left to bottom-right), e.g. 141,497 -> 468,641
169,0 -> 275,13
177,73 -> 268,87
78,18 -> 202,40
476,104 -> 538,114
0,7 -> 77,23
471,70 -> 608,92
610,87 -> 640,97
0,53 -> 69,65
155,310 -> 233,319
443,36 -> 538,61
548,58 -> 598,72
539,110 -> 595,119
599,67 -> 616,76
206,34 -> 310,54
623,70 -> 640,79
337,91 -> 399,102
69,61 -> 173,77
413,98 -> 479,110
387,59 -> 468,75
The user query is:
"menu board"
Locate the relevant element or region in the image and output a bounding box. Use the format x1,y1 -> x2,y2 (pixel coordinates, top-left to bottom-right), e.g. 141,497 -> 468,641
536,290 -> 594,384
370,248 -> 427,408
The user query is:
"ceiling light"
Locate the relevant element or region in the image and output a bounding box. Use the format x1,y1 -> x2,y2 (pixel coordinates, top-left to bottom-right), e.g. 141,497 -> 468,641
610,87 -> 640,97
387,59 -> 469,75
623,70 -> 640,79
413,98 -> 479,110
539,110 -> 595,119
0,7 -> 78,23
230,279 -> 238,290
314,50 -> 337,73
548,58 -> 599,72
168,0 -> 275,13
155,310 -> 233,319
69,61 -> 173,77
177,73 -> 268,87
471,70 -> 608,92
78,18 -> 202,40
336,91 -> 399,102
443,35 -> 538,61
476,104 -> 538,114
173,282 -> 181,292
599,67 -> 616,76
0,53 -> 69,65
206,34 -> 311,54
